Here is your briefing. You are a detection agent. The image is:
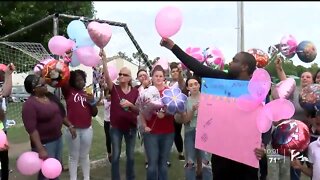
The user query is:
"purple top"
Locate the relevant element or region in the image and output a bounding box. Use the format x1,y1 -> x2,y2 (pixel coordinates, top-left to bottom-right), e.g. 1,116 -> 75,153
110,84 -> 139,131
22,96 -> 63,144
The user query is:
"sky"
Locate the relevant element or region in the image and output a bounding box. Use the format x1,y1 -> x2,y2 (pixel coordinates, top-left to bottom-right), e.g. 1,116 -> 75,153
93,1 -> 320,68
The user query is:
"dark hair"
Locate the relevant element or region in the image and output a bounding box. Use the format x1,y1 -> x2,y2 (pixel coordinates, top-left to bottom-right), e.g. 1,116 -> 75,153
240,52 -> 257,75
137,69 -> 148,77
170,62 -> 179,71
24,74 -> 40,94
185,75 -> 202,91
151,65 -> 165,76
313,69 -> 320,83
69,70 -> 87,88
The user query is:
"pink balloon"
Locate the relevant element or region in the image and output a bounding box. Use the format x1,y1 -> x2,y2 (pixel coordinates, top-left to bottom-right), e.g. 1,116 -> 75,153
0,130 -> 7,148
75,46 -> 100,67
41,158 -> 62,179
271,78 -> 296,99
236,94 -> 262,112
48,36 -> 71,56
88,22 -> 112,48
153,58 -> 169,70
185,47 -> 204,62
256,108 -> 273,133
155,6 -> 183,38
108,64 -> 118,82
0,64 -> 7,71
248,68 -> 271,100
251,68 -> 271,82
67,39 -> 76,50
17,151 -> 43,175
264,98 -> 295,122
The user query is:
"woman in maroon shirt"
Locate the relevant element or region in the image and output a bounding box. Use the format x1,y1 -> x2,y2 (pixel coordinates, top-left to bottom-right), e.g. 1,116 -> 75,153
22,74 -> 75,180
140,65 -> 175,180
100,49 -> 139,180
61,69 -> 98,180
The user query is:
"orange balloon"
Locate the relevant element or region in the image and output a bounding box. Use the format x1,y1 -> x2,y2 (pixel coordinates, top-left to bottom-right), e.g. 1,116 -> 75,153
42,59 -> 70,88
248,48 -> 269,68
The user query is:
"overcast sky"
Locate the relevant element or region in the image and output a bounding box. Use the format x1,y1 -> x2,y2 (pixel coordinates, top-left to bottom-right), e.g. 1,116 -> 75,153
93,1 -> 320,67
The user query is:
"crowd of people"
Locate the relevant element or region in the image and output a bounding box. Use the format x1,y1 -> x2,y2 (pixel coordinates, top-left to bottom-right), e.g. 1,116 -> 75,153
0,38 -> 318,180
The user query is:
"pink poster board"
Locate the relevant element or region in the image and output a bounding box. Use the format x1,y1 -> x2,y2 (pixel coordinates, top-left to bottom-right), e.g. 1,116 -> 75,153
195,78 -> 262,168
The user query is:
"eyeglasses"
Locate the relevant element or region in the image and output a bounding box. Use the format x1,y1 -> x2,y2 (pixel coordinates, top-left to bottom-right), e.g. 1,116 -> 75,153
118,73 -> 130,77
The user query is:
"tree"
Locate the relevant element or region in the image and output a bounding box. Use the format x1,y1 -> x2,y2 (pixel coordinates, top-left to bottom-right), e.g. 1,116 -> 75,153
308,62 -> 319,74
0,2 -> 95,72
282,59 -> 297,76
296,65 -> 307,77
0,2 -> 95,46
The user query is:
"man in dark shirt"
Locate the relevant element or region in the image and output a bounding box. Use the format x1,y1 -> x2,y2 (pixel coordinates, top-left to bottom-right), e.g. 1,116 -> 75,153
160,38 -> 266,180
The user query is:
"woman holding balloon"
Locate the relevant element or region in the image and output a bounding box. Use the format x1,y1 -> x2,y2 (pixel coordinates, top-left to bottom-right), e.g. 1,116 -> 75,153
22,74 -> 76,180
0,63 -> 15,180
139,65 -> 176,180
61,69 -> 98,180
100,49 -> 140,180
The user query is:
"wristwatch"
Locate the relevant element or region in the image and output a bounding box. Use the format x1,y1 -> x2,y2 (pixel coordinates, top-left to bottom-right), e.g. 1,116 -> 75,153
68,125 -> 75,129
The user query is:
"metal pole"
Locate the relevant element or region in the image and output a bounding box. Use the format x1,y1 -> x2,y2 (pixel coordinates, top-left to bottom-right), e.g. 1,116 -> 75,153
123,25 -> 152,71
59,14 -> 126,27
237,1 -> 244,52
0,14 -> 56,41
53,13 -> 59,36
52,14 -> 61,100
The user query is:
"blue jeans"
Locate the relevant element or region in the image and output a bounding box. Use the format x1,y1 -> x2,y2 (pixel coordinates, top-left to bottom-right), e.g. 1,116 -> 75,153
290,165 -> 301,180
184,129 -> 212,180
110,127 -> 137,180
32,136 -> 63,180
143,133 -> 174,180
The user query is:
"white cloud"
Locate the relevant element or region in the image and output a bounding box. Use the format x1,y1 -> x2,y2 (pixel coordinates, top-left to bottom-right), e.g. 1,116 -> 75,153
94,1 -> 320,68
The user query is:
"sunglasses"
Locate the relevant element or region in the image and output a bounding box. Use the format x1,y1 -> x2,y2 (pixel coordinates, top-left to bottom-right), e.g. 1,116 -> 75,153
118,73 -> 130,77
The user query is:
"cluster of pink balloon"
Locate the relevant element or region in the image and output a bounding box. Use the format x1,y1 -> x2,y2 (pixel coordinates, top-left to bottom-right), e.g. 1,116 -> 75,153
236,68 -> 295,133
182,46 -> 225,70
17,151 -> 62,179
46,20 -> 113,68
